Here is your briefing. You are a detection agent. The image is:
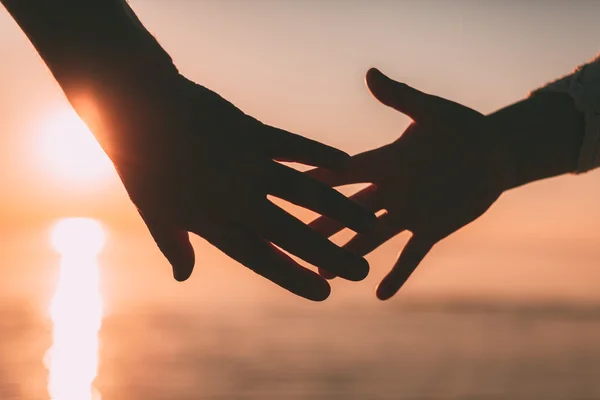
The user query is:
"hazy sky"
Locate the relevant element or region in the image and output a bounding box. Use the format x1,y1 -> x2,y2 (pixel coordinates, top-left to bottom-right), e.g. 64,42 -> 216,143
1,0 -> 600,305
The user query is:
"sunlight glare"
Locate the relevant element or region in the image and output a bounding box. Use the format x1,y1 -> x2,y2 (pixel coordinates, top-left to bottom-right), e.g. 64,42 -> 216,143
39,108 -> 112,184
46,218 -> 105,400
51,218 -> 106,257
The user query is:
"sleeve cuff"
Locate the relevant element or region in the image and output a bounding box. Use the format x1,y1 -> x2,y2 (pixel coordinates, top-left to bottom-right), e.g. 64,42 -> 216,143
531,54 -> 600,173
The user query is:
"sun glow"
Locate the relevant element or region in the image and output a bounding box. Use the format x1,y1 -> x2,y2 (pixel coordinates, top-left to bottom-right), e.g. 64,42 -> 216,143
46,218 -> 105,400
39,108 -> 112,184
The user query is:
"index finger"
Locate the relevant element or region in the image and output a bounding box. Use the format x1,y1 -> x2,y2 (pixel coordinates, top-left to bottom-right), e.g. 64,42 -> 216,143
260,124 -> 350,170
268,162 -> 376,234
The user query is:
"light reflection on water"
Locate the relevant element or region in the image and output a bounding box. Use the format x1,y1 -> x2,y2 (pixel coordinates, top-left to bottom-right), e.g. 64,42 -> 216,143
45,218 -> 105,400
0,220 -> 592,399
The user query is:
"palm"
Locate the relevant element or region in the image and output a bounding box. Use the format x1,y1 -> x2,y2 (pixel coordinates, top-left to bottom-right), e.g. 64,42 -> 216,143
80,72 -> 376,301
308,68 -> 509,300
376,120 -> 503,240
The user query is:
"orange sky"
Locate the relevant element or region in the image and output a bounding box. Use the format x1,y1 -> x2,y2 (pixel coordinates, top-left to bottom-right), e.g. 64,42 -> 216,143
1,0 -> 600,307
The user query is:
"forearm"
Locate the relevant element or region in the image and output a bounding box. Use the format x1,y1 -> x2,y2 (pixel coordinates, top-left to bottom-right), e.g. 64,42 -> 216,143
2,0 -> 181,159
1,0 -> 177,91
489,91 -> 584,190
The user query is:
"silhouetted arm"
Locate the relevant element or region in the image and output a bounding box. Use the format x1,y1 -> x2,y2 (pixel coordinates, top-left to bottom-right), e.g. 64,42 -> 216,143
488,92 -> 584,190
1,0 -> 377,299
1,0 -> 176,87
528,58 -> 600,174
308,63 -> 596,299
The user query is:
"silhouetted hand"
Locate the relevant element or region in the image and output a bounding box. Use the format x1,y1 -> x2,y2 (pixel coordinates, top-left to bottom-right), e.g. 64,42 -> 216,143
90,72 -> 375,301
308,68 -> 513,300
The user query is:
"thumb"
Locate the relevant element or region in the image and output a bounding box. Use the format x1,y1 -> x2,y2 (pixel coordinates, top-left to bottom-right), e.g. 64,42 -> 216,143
365,68 -> 429,122
138,210 -> 195,281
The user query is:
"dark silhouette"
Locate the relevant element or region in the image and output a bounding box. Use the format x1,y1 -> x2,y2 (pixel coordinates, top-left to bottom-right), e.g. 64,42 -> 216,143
310,68 -> 585,300
2,1 -> 596,302
1,0 -> 376,301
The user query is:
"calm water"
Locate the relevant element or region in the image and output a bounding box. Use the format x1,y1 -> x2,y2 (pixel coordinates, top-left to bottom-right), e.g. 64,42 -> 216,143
2,300 -> 600,400
1,221 -> 600,399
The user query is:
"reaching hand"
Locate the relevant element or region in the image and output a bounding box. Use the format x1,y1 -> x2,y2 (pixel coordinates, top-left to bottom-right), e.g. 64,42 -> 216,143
308,68 -> 513,300
85,72 -> 376,301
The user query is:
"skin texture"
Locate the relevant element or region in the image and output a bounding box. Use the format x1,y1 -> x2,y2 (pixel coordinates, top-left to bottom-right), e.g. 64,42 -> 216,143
2,0 -> 377,301
309,68 -> 584,300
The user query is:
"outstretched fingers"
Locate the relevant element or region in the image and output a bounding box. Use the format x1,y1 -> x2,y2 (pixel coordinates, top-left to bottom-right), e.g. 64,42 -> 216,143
309,184 -> 381,238
214,225 -> 331,301
268,162 -> 376,234
317,212 -> 402,280
261,124 -> 350,170
344,213 -> 402,257
257,201 -> 370,282
376,235 -> 434,300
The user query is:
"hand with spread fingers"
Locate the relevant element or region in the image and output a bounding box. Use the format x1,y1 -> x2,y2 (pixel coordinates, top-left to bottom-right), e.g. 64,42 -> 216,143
1,0 -> 377,302
308,68 -> 513,300
3,0 -> 591,304
104,73 -> 376,301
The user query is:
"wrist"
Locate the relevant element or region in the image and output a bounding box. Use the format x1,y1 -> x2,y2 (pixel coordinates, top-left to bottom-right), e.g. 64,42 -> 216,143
486,92 -> 584,191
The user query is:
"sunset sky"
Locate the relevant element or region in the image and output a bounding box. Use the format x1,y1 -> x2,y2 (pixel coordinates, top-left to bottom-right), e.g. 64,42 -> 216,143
1,0 -> 600,309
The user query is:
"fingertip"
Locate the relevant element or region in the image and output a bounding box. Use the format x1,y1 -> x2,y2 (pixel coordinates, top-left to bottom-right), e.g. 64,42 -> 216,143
173,274 -> 188,282
366,67 -> 385,82
365,68 -> 397,105
366,67 -> 395,90
308,279 -> 332,302
348,257 -> 370,282
173,263 -> 194,282
171,252 -> 195,282
375,280 -> 397,301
